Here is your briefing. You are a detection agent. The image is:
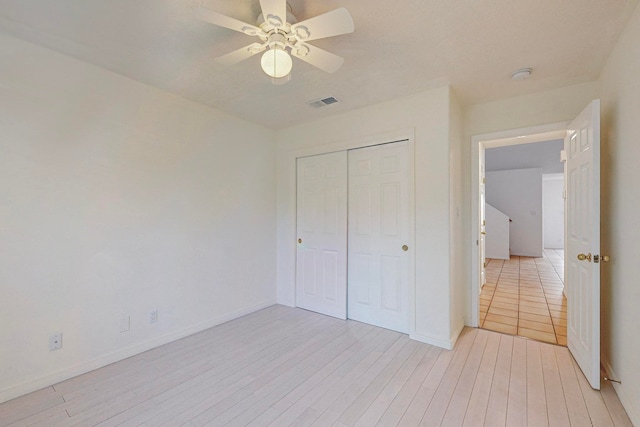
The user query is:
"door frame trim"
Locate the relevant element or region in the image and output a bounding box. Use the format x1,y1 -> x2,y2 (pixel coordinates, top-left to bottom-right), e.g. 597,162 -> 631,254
281,127 -> 416,336
469,122 -> 569,327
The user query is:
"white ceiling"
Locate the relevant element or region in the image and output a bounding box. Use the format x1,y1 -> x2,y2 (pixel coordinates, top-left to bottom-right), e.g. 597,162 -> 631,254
0,0 -> 637,129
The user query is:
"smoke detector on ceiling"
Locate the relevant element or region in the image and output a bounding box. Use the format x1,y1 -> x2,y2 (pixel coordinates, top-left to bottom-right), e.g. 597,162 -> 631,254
511,68 -> 533,80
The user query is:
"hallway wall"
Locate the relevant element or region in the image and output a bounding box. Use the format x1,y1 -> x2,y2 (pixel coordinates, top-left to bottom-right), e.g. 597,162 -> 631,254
600,1 -> 640,422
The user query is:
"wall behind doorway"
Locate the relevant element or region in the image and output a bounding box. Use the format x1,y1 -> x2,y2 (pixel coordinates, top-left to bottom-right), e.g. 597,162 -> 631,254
543,173 -> 565,249
486,168 -> 543,257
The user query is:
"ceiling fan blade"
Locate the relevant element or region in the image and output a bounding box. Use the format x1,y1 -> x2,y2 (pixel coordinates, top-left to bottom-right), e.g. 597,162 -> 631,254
195,8 -> 266,37
290,8 -> 354,42
259,0 -> 288,29
291,43 -> 345,73
216,43 -> 266,66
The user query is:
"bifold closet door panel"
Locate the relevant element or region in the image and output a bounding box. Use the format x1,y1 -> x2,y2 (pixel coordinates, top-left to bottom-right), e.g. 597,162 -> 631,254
295,151 -> 348,319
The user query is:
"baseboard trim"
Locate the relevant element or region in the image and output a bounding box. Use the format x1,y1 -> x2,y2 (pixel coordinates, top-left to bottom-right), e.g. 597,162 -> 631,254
449,322 -> 465,349
602,358 -> 640,426
0,299 -> 277,404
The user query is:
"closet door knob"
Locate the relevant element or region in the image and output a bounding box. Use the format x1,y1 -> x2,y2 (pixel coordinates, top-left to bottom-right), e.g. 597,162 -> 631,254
402,245 -> 408,251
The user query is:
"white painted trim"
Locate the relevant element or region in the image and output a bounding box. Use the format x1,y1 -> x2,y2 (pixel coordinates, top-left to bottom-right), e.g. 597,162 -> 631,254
410,322 -> 464,351
470,122 -> 569,328
410,331 -> 454,351
0,299 -> 277,404
602,358 -> 640,426
279,128 -> 417,337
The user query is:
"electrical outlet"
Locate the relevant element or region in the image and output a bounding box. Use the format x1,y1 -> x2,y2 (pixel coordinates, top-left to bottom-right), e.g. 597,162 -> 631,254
119,316 -> 130,333
49,333 -> 62,351
149,309 -> 158,324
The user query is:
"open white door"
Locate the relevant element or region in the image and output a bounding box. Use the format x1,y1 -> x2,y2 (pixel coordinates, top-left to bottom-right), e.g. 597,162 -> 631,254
296,152 -> 348,319
480,149 -> 487,286
566,99 -> 601,389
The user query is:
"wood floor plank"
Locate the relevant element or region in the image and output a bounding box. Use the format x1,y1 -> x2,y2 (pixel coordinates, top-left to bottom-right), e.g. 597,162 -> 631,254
352,343 -> 430,427
158,318 -> 357,426
375,345 -> 442,427
0,307 -> 633,427
526,339 -> 549,426
336,340 -> 422,426
1,387 -> 64,426
540,344 -> 570,426
462,330 -> 500,426
247,327 -> 381,426
127,319 -> 361,426
574,357 -> 615,427
506,336 -> 527,427
74,312 -> 340,426
205,322 -> 370,426
554,346 -> 593,426
483,334 -> 514,426
309,335 -> 412,426
417,328 -> 479,426
267,328 -> 399,427
440,329 -> 490,426
600,379 -> 634,427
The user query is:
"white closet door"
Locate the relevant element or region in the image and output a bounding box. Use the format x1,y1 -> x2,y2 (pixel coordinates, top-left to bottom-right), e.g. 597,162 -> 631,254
348,141 -> 413,333
296,152 -> 348,319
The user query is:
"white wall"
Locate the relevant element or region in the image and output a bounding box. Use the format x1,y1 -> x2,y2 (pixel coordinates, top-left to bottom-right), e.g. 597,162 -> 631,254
0,35 -> 277,402
600,2 -> 640,423
485,204 -> 510,259
277,86 -> 462,349
543,173 -> 565,249
486,168 -> 543,257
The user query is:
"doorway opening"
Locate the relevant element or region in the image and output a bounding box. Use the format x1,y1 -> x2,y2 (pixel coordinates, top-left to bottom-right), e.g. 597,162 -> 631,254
472,126 -> 569,345
472,100 -> 601,389
479,137 -> 567,345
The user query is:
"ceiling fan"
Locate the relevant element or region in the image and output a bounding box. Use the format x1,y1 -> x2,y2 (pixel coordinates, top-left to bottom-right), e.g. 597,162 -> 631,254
195,0 -> 355,82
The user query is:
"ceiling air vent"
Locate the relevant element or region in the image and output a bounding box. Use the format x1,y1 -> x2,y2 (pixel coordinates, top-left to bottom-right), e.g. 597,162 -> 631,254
307,97 -> 340,109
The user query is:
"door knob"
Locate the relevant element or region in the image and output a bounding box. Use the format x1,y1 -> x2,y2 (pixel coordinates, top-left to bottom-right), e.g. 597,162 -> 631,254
402,245 -> 408,251
577,253 -> 592,262
298,238 -> 302,244
602,255 -> 610,263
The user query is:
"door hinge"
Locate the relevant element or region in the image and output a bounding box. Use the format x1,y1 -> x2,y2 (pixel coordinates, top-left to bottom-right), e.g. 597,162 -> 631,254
560,149 -> 567,162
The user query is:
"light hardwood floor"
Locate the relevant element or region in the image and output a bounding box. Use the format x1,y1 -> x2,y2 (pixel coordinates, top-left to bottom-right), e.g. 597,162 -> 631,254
481,251 -> 567,345
0,305 -> 632,426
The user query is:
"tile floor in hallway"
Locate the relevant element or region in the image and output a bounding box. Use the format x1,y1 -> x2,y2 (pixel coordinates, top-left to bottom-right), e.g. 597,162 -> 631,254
480,249 -> 567,345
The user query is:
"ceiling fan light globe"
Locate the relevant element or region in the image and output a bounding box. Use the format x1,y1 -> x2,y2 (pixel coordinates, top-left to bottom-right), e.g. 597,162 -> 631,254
261,48 -> 293,78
